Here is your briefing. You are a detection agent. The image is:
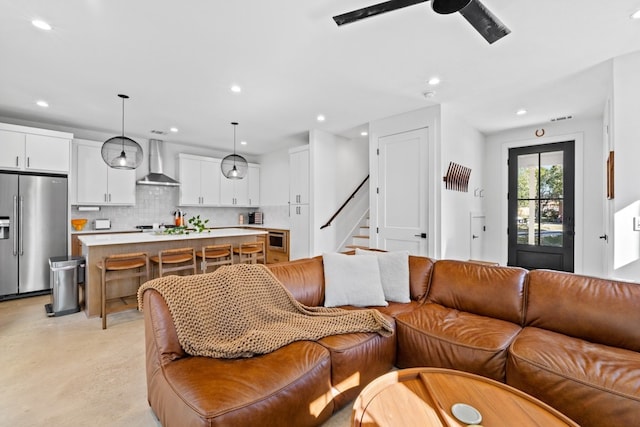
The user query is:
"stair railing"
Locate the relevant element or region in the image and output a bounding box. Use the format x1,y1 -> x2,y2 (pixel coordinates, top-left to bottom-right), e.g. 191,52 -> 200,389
320,175 -> 369,230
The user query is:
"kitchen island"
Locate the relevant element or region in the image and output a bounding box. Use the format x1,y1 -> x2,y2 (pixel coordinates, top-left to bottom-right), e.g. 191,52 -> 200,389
78,228 -> 267,317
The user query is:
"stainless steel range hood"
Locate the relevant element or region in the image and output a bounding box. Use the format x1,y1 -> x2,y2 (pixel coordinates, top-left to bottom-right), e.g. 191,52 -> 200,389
136,139 -> 180,186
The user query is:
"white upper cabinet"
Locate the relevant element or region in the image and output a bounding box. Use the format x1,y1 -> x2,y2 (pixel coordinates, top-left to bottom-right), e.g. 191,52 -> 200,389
247,164 -> 260,207
177,154 -> 220,206
220,163 -> 259,206
289,146 -> 309,205
75,142 -> 136,205
0,125 -> 71,173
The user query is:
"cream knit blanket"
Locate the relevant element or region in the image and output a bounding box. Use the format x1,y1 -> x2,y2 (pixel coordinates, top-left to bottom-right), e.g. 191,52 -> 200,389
138,264 -> 393,358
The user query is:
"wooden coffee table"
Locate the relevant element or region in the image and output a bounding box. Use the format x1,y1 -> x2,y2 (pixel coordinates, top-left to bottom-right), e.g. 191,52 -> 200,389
351,368 -> 579,426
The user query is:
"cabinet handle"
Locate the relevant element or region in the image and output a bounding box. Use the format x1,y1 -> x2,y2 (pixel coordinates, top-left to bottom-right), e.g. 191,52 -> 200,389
104,194 -> 107,202
27,157 -> 30,168
15,156 -> 19,167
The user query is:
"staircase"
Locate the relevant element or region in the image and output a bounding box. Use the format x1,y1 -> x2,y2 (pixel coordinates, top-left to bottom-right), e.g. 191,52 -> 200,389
344,217 -> 371,251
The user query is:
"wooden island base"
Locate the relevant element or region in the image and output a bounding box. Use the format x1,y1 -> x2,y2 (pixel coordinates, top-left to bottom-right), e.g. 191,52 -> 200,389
80,229 -> 266,318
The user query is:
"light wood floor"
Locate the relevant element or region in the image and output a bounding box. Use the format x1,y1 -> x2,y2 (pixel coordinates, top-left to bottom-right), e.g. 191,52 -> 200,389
0,294 -> 351,427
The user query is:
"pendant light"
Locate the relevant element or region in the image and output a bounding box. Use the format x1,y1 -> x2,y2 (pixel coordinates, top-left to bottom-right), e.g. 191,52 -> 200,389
221,122 -> 248,179
101,94 -> 143,170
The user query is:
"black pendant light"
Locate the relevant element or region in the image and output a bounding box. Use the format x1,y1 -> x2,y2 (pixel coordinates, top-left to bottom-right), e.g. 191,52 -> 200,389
221,122 -> 248,179
101,94 -> 143,170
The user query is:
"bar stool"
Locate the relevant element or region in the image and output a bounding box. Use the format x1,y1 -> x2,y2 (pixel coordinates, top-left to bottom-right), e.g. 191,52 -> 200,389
150,247 -> 197,278
196,243 -> 234,273
97,252 -> 149,330
233,241 -> 266,264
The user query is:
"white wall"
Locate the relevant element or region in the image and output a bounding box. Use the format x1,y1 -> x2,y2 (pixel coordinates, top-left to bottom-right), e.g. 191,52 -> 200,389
310,129 -> 369,254
484,117 -> 605,276
440,105 -> 485,260
611,51 -> 640,281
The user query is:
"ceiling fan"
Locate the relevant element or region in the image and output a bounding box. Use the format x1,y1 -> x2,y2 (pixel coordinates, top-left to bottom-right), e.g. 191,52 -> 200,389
333,0 -> 510,44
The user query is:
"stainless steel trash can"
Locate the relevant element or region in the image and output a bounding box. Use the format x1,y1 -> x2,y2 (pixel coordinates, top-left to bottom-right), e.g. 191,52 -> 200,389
46,256 -> 85,317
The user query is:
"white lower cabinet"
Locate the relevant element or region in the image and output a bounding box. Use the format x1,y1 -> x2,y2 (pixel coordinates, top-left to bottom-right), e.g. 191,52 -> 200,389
75,142 -> 136,205
289,204 -> 310,260
178,154 -> 220,206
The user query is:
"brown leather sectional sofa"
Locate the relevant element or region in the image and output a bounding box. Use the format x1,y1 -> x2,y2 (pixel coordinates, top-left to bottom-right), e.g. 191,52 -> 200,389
141,255 -> 640,427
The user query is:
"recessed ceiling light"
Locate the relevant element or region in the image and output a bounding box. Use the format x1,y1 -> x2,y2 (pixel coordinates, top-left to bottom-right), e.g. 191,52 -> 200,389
240,140 -> 247,145
428,77 -> 441,86
360,131 -> 368,136
631,9 -> 640,19
170,127 -> 179,133
230,84 -> 242,93
32,19 -> 52,31
36,100 -> 49,108
317,114 -> 326,122
516,109 -> 528,116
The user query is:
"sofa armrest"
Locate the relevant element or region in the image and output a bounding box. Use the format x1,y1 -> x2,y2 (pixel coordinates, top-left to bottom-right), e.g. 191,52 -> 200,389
143,288 -> 187,379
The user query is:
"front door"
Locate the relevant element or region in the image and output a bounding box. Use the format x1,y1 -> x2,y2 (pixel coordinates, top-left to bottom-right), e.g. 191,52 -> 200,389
508,141 -> 575,271
377,127 -> 429,255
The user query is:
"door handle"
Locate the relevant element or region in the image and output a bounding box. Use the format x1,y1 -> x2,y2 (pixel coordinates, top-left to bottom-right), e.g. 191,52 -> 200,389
599,234 -> 608,242
414,233 -> 427,239
13,195 -> 18,255
472,234 -> 479,239
19,196 -> 24,256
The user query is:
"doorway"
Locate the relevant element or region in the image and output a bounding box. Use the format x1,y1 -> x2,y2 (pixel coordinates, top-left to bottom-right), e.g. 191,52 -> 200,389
508,141 -> 575,271
376,127 -> 429,255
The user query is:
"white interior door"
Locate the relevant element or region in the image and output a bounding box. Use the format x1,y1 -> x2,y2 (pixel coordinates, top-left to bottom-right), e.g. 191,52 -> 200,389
377,128 -> 429,255
470,213 -> 486,260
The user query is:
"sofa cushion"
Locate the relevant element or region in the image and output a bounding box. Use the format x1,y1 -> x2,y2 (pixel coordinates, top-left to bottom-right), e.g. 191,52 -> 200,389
356,248 -> 411,303
316,327 -> 396,409
322,252 -> 387,307
427,260 -> 527,325
155,341 -> 334,427
526,269 -> 640,352
268,256 -> 325,306
507,327 -> 640,427
395,303 -> 522,382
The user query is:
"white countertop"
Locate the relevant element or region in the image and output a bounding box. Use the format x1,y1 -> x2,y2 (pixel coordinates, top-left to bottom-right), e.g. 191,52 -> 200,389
78,227 -> 266,247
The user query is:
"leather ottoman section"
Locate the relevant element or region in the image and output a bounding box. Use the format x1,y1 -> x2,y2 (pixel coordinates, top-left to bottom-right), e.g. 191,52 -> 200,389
395,303 -> 521,382
507,327 -> 640,427
316,329 -> 396,409
149,341 -> 334,427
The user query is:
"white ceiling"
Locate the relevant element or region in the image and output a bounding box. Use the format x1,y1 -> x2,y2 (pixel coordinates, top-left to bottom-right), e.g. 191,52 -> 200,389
1,1 -> 639,155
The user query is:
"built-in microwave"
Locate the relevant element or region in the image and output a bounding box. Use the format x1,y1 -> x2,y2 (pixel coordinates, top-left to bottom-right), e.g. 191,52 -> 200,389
268,230 -> 287,253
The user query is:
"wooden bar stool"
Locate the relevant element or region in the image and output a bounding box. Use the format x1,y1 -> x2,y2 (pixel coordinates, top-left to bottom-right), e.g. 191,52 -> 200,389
196,243 -> 234,273
233,241 -> 266,264
97,252 -> 149,330
150,247 -> 197,277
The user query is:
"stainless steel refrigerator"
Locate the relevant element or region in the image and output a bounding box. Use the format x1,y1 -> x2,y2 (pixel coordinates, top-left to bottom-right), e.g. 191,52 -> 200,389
0,173 -> 67,298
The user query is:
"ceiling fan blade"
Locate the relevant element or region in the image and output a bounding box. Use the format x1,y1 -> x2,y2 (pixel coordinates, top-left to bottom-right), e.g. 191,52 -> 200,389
333,0 -> 428,26
459,0 -> 510,44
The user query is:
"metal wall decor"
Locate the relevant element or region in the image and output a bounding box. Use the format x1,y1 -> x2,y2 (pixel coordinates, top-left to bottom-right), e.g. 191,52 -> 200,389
443,161 -> 472,192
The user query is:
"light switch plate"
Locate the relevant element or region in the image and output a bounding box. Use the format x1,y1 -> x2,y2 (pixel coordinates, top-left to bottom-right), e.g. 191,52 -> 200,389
634,217 -> 640,231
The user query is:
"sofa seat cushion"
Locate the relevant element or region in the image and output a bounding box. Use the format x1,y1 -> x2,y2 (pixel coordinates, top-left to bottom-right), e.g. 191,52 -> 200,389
395,303 -> 521,382
507,327 -> 640,427
376,300 -> 422,318
155,341 -> 334,427
317,328 -> 396,409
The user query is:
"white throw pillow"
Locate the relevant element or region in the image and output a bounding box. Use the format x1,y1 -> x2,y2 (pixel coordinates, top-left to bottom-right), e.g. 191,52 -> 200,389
322,252 -> 388,307
355,248 -> 411,303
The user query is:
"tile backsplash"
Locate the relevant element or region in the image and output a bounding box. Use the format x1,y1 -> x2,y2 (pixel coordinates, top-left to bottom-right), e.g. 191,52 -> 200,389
71,186 -> 291,230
